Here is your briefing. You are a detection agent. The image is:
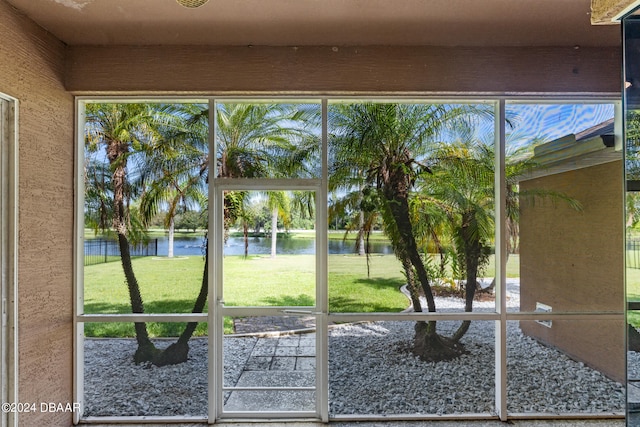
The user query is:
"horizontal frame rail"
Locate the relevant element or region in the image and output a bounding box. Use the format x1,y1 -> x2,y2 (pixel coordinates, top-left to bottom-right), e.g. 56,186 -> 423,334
213,178 -> 321,191
77,313 -> 208,323
328,311 -> 624,323
78,311 -> 623,323
329,412 -> 624,422
331,413 -> 500,421
507,412 -> 624,419
222,411 -> 318,416
80,415 -> 208,424
220,307 -> 320,316
222,386 -> 316,391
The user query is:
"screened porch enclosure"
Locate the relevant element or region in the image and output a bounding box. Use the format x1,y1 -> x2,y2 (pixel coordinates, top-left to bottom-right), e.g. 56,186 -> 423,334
76,98 -> 625,424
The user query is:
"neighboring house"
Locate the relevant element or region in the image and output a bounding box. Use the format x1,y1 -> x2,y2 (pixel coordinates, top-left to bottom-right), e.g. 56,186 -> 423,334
518,119 -> 625,381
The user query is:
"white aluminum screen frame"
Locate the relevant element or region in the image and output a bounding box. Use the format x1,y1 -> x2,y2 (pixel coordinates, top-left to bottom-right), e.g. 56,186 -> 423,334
73,95 -> 625,425
0,94 -> 18,427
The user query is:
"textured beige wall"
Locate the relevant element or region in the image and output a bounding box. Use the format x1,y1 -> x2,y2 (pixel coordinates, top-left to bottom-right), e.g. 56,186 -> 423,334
0,1 -> 74,426
519,161 -> 625,382
65,45 -> 622,95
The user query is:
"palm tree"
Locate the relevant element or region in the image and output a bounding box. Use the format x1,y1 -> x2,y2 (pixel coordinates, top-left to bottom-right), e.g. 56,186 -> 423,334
134,103 -> 212,365
328,182 -> 381,276
420,132 -> 582,343
329,168 -> 371,256
84,154 -> 113,234
235,191 -> 254,258
147,101 -> 317,362
420,139 -> 495,341
329,102 -> 490,361
267,191 -> 291,258
138,103 -> 209,258
168,102 -> 317,256
86,102 -> 214,366
85,103 -> 163,363
215,102 -> 319,250
85,101 -> 319,365
215,102 -> 319,179
265,190 -> 316,257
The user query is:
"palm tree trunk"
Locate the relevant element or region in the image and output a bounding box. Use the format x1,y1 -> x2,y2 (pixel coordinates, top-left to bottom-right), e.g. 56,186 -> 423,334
452,214 -> 481,343
270,207 -> 278,258
384,186 -> 436,312
243,221 -> 249,258
402,257 -> 422,312
357,182 -> 366,256
383,170 -> 465,362
117,232 -> 159,363
147,241 -> 209,366
168,216 -> 175,258
108,150 -> 158,363
358,210 -> 366,256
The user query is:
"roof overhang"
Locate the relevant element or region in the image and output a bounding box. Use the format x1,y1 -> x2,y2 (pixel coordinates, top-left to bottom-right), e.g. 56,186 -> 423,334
3,0 -> 621,47
591,0 -> 640,23
518,119 -> 621,181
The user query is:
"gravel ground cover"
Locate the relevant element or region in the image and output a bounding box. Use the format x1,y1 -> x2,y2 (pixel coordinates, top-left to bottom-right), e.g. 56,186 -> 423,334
329,320 -> 624,415
83,287 -> 626,418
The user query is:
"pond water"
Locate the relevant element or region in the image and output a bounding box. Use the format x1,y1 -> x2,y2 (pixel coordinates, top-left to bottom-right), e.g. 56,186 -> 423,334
157,235 -> 394,256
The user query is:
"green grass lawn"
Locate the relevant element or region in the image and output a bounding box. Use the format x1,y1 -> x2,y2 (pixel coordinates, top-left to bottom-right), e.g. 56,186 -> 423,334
83,249 -> 522,338
83,253 -> 409,337
84,255 -> 208,337
627,265 -> 640,327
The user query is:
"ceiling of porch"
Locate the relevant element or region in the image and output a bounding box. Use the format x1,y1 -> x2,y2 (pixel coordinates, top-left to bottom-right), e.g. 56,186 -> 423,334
4,0 -> 621,47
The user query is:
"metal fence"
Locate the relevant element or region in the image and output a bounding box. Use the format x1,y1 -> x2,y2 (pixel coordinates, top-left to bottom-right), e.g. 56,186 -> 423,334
628,238 -> 640,270
84,238 -> 158,266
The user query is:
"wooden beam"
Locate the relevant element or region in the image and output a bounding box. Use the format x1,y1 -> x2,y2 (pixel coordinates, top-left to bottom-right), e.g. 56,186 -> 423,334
66,45 -> 621,95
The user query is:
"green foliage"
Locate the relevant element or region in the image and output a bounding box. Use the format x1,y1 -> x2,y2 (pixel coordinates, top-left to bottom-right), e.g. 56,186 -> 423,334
627,265 -> 640,328
449,248 -> 462,281
627,110 -> 640,182
328,102 -> 493,252
174,210 -> 207,232
421,251 -> 443,284
224,190 -> 246,231
216,103 -> 320,179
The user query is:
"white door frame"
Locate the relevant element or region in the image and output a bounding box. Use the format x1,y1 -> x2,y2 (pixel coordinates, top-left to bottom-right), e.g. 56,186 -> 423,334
210,98 -> 329,422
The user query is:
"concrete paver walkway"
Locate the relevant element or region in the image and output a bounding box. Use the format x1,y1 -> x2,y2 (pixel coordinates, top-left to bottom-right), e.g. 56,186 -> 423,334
224,332 -> 317,412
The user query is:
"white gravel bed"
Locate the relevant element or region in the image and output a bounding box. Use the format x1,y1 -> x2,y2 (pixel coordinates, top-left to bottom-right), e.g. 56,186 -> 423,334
630,351 -> 640,380
84,337 -> 256,417
83,287 -> 625,418
329,320 -> 624,415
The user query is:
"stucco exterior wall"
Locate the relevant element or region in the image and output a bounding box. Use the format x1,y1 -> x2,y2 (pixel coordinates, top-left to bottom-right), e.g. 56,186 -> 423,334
519,161 -> 625,382
0,1 -> 74,426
